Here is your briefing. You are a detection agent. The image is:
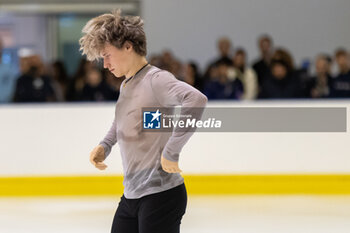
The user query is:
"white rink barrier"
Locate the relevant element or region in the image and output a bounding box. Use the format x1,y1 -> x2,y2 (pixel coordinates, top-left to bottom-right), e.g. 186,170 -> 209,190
0,100 -> 350,177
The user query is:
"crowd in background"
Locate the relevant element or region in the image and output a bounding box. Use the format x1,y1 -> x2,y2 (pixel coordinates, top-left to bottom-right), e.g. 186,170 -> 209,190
0,41 -> 123,103
150,36 -> 350,101
0,35 -> 350,103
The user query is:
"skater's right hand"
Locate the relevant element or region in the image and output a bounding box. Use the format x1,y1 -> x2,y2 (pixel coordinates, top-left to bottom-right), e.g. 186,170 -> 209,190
89,145 -> 108,170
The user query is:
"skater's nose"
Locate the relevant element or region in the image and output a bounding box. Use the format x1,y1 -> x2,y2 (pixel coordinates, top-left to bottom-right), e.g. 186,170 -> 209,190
103,59 -> 109,69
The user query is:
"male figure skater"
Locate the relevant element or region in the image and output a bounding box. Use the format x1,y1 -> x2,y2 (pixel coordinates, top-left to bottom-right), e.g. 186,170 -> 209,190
79,10 -> 207,233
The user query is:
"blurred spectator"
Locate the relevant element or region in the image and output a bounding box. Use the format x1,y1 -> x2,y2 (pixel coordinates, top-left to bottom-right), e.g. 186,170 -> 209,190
66,58 -> 93,101
153,50 -> 184,79
149,54 -> 162,68
159,50 -> 174,71
103,68 -> 123,101
183,62 -> 204,91
208,37 -> 233,67
271,47 -> 308,96
297,58 -> 313,98
253,35 -> 273,89
272,48 -> 295,72
171,59 -> 184,80
81,66 -> 116,101
13,54 -> 56,102
203,63 -> 243,100
331,48 -> 350,98
50,60 -> 69,101
0,37 -> 18,103
202,64 -> 215,86
259,59 -> 301,99
231,48 -> 258,100
307,54 -> 333,98
4,33 -> 350,103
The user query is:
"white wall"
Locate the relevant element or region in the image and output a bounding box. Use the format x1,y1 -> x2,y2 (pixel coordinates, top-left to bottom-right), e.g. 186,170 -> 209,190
1,101 -> 350,177
143,0 -> 350,69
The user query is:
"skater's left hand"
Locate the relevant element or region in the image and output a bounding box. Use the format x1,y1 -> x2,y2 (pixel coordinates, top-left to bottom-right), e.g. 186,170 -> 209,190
161,155 -> 182,173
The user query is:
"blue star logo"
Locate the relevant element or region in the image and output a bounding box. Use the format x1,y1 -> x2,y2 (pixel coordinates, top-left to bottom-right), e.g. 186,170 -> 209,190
143,109 -> 162,129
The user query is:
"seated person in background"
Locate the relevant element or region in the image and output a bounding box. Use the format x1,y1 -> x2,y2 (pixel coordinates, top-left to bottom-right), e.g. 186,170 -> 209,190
331,48 -> 350,98
271,47 -> 295,74
66,58 -> 94,101
50,60 -> 69,102
208,37 -> 234,68
203,63 -> 243,100
183,62 -> 204,92
259,59 -> 301,99
231,48 -> 258,100
307,54 -> 333,98
148,54 -> 162,68
14,54 -> 56,102
81,66 -> 117,101
252,35 -> 273,90
271,47 -> 307,96
158,50 -> 184,79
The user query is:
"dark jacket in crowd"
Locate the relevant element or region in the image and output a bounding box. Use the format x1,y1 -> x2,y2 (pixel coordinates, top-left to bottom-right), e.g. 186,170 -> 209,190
65,78 -> 84,101
305,74 -> 333,98
81,81 -> 119,101
203,78 -> 243,100
259,74 -> 301,99
253,59 -> 271,87
330,71 -> 350,98
13,74 -> 55,102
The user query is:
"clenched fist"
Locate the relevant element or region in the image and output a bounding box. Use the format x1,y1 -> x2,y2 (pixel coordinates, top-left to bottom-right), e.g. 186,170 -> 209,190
89,145 -> 108,170
161,155 -> 182,173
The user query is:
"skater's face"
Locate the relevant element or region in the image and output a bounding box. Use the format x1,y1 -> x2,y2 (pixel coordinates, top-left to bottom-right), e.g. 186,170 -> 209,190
102,42 -> 132,78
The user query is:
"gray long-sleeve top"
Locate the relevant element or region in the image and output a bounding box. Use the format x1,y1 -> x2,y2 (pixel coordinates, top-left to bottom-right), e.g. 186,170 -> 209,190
99,65 -> 208,199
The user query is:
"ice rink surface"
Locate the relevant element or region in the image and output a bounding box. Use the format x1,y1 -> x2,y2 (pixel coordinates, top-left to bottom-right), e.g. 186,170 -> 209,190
1,195 -> 350,233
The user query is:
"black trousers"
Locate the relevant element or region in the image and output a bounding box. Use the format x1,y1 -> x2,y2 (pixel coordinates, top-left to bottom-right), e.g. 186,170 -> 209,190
111,183 -> 187,233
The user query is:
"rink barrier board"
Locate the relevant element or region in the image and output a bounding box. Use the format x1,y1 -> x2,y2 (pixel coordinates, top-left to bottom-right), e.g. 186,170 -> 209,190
1,174 -> 350,196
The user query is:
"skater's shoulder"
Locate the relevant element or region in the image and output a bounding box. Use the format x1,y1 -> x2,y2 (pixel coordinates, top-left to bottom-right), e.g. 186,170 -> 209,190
146,65 -> 163,76
147,65 -> 175,80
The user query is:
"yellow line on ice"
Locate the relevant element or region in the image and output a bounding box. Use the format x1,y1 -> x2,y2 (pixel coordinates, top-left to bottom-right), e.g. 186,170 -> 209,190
1,174 -> 350,196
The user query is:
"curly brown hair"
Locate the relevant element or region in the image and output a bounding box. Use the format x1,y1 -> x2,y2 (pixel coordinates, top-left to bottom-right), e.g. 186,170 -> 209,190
79,9 -> 147,61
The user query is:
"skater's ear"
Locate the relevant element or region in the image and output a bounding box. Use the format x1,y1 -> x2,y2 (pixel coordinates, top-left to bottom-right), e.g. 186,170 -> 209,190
124,41 -> 133,52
